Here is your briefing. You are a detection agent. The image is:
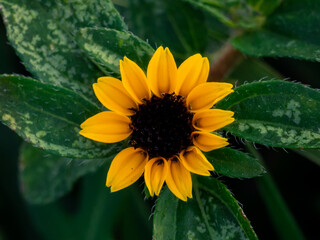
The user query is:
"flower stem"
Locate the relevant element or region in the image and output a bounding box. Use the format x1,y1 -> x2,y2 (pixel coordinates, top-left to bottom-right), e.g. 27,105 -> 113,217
245,142 -> 305,240
208,41 -> 243,82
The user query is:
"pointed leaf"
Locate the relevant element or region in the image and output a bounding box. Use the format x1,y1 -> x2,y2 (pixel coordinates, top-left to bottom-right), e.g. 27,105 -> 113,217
76,28 -> 154,74
206,147 -> 265,178
232,0 -> 320,62
0,0 -> 127,97
217,80 -> 320,148
232,30 -> 320,62
29,168 -> 152,240
185,0 -> 265,29
0,75 -> 120,158
154,177 -> 258,240
20,143 -> 113,204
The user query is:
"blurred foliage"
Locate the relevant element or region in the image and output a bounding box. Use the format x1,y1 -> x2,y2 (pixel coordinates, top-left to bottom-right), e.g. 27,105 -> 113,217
232,0 -> 320,61
20,143 -> 109,204
185,0 -> 265,29
28,167 -> 152,240
294,149 -> 320,167
118,0 -> 230,61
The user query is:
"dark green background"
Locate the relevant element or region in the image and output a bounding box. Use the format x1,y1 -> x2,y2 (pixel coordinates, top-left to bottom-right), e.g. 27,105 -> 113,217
0,14 -> 319,240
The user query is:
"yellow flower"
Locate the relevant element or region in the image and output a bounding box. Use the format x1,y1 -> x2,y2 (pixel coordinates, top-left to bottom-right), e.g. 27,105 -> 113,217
80,47 -> 234,201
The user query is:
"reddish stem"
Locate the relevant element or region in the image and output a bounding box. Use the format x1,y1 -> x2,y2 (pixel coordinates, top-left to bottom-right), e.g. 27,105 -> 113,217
208,42 -> 243,82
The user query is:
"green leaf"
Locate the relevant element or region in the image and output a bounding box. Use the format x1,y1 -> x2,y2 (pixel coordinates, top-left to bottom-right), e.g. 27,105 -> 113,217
0,75 -> 120,158
229,59 -> 320,166
206,147 -> 265,178
217,80 -> 320,148
154,177 -> 258,240
184,0 -> 236,27
0,0 -> 127,97
232,30 -> 320,62
29,168 -> 152,240
232,0 -> 320,62
76,28 -> 154,75
20,143 -> 113,204
185,0 -> 264,29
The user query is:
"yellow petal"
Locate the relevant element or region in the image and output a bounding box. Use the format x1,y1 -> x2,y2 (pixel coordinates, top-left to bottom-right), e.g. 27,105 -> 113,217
106,147 -> 148,192
80,111 -> 132,143
186,82 -> 234,112
93,77 -> 138,116
180,146 -> 214,176
144,157 -> 168,197
147,46 -> 177,96
192,131 -> 229,152
193,109 -> 235,132
166,157 -> 192,201
175,54 -> 209,97
120,57 -> 151,104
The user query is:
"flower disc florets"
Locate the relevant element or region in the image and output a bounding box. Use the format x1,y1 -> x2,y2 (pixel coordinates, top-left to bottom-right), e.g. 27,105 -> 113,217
130,93 -> 194,159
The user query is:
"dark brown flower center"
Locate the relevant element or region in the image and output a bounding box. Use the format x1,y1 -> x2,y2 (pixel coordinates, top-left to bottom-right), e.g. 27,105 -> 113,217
130,93 -> 194,159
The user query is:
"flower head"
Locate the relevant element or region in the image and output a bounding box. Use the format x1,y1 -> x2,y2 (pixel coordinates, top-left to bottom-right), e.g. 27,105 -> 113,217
80,47 -> 234,201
